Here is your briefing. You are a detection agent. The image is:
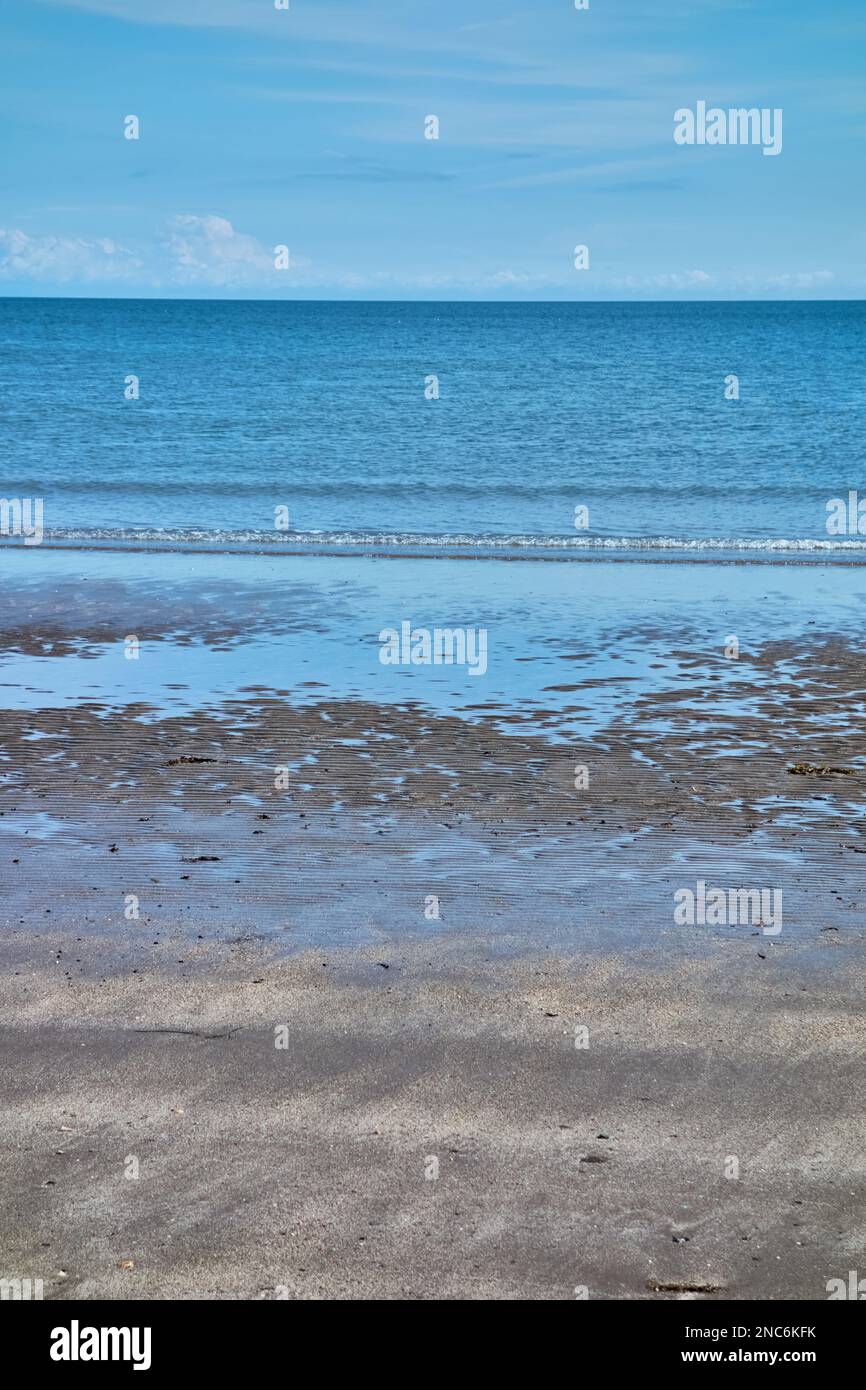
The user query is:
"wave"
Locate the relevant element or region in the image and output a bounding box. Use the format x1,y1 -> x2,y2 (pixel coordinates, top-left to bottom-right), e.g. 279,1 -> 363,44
5,478 -> 852,499
15,526 -> 866,558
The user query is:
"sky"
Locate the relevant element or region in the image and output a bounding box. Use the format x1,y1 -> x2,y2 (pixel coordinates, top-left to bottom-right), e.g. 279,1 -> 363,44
1,0 -> 864,299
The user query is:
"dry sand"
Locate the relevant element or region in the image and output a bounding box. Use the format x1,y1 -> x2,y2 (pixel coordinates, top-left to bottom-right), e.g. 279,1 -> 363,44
1,900 -> 864,1300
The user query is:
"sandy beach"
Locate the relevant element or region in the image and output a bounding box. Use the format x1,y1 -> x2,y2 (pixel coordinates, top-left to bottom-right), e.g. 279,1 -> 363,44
1,553 -> 865,1300
2,929 -> 864,1301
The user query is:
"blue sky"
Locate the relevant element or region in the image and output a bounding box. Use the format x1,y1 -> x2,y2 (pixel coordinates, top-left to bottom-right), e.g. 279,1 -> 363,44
1,0 -> 864,299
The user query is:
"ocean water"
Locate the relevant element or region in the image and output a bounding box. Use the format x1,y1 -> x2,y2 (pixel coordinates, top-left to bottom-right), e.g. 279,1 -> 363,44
2,298 -> 865,558
4,545 -> 866,725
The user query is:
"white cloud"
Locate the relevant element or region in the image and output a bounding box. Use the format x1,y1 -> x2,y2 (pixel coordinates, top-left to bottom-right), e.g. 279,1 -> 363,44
609,269 -> 838,296
766,271 -> 834,290
0,219 -> 846,298
34,0 -> 251,30
0,215 -> 313,289
0,227 -> 142,282
611,270 -> 713,290
163,214 -> 277,286
727,270 -> 835,292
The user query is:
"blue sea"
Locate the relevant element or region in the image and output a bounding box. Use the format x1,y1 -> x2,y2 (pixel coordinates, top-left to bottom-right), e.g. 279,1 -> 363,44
2,298 -> 865,557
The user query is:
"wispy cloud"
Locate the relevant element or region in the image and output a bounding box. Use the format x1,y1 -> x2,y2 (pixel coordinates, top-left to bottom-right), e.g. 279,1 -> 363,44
1,215 -> 295,288
481,156 -> 686,191
0,227 -> 142,282
611,270 -> 713,291
0,218 -> 847,298
743,271 -> 835,291
0,214 -> 545,292
610,269 -> 837,295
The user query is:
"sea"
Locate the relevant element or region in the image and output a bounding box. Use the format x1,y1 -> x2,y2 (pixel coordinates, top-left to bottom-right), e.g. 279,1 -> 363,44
2,298 -> 865,558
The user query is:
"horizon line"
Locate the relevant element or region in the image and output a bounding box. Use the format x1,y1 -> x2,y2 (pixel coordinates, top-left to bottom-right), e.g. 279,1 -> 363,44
1,294 -> 864,306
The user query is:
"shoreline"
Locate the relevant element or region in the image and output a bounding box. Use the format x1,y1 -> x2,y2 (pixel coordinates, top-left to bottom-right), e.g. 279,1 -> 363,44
5,537 -> 866,566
